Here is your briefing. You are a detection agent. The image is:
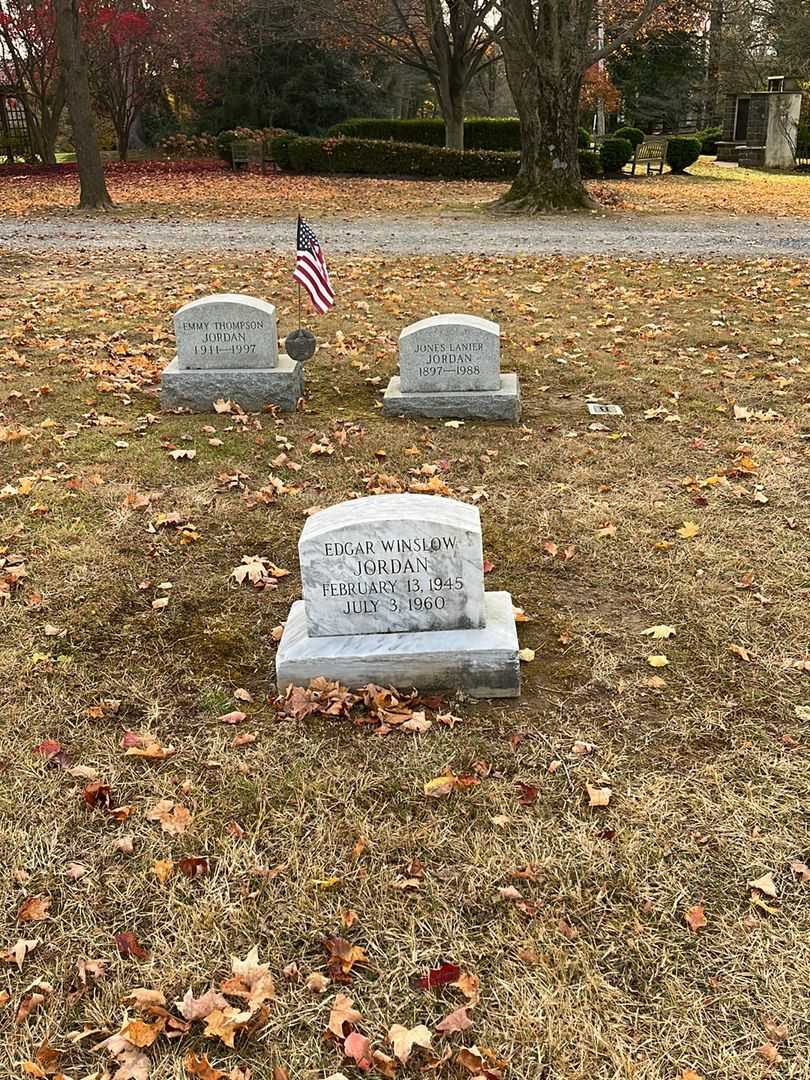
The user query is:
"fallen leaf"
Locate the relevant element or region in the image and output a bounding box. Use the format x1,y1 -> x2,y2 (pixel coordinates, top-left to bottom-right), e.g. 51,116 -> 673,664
748,872 -> 777,898
344,1030 -> 373,1071
17,896 -> 50,923
146,799 -> 192,834
684,904 -> 707,932
647,654 -> 669,668
115,931 -> 149,960
388,1022 -> 432,1064
413,962 -> 461,989
641,624 -> 676,639
328,992 -> 362,1037
177,986 -> 229,1021
677,521 -> 700,539
436,1006 -> 474,1034
586,784 -> 612,807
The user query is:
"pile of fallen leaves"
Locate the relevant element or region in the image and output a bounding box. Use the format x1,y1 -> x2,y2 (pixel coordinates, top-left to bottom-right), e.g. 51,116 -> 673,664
276,677 -> 462,735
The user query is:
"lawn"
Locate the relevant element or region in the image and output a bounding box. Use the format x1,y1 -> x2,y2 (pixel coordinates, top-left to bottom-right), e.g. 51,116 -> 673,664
1,249 -> 809,1080
1,157 -> 809,221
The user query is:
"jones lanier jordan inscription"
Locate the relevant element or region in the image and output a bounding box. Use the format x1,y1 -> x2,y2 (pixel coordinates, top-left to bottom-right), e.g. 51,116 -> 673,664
174,293 -> 279,371
399,313 -> 500,393
299,494 -> 486,637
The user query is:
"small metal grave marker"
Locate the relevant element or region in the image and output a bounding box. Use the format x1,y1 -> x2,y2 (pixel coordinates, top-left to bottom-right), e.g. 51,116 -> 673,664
587,403 -> 624,416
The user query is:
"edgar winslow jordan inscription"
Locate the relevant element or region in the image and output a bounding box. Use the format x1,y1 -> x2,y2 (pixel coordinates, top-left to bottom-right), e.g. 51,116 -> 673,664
299,494 -> 486,637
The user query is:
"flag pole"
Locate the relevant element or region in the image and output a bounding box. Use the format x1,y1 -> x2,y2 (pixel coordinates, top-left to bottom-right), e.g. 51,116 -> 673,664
297,281 -> 302,331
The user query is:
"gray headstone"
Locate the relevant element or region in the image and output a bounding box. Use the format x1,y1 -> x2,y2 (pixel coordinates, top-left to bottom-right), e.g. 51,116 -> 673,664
299,494 -> 486,637
174,293 -> 278,370
399,314 -> 500,393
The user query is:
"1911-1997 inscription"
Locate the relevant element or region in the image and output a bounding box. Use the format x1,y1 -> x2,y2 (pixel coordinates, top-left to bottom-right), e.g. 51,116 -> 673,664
174,293 -> 279,370
299,495 -> 486,636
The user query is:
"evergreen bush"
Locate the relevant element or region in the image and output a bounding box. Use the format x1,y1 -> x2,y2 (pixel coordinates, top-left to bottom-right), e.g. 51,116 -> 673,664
666,136 -> 701,173
614,126 -> 645,149
599,137 -> 633,175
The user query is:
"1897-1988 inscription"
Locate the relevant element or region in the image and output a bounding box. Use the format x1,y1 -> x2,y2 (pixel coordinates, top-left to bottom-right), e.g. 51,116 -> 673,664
299,495 -> 486,637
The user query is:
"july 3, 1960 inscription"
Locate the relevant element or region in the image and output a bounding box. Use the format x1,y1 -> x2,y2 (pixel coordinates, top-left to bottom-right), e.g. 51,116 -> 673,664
299,494 -> 486,637
174,293 -> 279,371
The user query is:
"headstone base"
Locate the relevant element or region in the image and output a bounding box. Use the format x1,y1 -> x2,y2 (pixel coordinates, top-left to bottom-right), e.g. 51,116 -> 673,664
383,373 -> 521,423
276,591 -> 520,698
160,354 -> 303,413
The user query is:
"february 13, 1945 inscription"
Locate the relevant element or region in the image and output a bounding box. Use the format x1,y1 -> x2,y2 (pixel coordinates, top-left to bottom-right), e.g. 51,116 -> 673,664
298,494 -> 486,636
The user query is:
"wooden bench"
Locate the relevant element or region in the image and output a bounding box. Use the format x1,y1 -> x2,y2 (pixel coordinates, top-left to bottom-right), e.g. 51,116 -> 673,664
231,139 -> 270,174
630,138 -> 668,176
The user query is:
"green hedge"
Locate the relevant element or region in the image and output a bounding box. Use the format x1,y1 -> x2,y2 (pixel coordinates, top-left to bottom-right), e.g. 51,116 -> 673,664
698,127 -> 722,155
273,135 -> 603,182
614,126 -> 645,150
600,137 -> 633,174
578,126 -> 592,149
666,136 -> 701,173
328,117 -> 522,152
282,136 -> 517,179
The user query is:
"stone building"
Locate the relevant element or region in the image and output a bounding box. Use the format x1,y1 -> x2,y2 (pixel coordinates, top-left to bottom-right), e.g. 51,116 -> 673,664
717,75 -> 805,168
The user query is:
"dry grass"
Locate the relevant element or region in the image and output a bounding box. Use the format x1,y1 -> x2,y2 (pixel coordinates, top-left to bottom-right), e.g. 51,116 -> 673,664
1,156 -> 809,221
1,249 -> 809,1080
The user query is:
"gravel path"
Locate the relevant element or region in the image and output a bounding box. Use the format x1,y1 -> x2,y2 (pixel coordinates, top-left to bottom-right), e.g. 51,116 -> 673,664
3,211 -> 810,258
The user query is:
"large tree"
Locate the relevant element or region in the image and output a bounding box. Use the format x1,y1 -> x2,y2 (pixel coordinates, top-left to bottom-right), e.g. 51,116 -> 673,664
53,0 -> 111,206
0,0 -> 65,162
324,0 -> 500,149
494,0 -> 681,211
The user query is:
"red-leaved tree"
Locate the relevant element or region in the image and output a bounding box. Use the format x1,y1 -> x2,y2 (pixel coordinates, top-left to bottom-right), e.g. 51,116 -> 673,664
0,0 -> 65,162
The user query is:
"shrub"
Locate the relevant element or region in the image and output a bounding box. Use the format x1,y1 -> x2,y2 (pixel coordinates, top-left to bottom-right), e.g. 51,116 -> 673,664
614,126 -> 645,150
666,136 -> 701,173
578,126 -> 592,149
327,116 -> 522,152
215,127 -> 287,164
578,149 -> 602,179
599,137 -> 633,175
699,127 -> 722,155
270,134 -> 297,171
159,133 -> 218,158
283,135 -> 519,179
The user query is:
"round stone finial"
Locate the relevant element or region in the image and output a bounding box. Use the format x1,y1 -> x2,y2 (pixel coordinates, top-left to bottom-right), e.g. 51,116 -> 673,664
284,328 -> 317,362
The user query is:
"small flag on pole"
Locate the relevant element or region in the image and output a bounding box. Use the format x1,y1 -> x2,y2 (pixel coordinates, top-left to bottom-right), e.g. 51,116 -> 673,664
293,216 -> 335,314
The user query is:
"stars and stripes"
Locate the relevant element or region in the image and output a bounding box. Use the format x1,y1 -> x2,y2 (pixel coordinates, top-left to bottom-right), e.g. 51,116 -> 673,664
293,216 -> 335,314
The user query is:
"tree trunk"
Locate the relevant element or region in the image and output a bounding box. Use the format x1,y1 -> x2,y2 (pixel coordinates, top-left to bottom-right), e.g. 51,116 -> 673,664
444,104 -> 465,150
496,0 -> 593,213
703,1 -> 724,127
53,0 -> 113,209
499,66 -> 589,210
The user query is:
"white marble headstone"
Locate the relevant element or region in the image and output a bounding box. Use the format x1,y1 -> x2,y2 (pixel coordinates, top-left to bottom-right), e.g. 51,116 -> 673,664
174,293 -> 278,370
299,494 -> 486,637
399,314 -> 500,393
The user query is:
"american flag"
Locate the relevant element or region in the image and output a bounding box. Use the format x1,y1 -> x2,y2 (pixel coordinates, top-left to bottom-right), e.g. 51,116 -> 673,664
293,216 -> 335,314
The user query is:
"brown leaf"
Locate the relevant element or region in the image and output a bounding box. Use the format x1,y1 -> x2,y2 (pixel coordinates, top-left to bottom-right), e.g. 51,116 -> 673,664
202,1006 -> 252,1048
748,871 -> 778,898
328,992 -> 362,1038
120,1015 -> 164,1047
586,784 -> 612,807
185,1051 -> 225,1079
436,1005 -> 474,1034
0,937 -> 39,970
388,1023 -> 432,1064
146,798 -> 192,835
115,931 -> 149,960
17,896 -> 50,923
684,904 -> 707,933
152,859 -> 174,883
177,986 -> 229,1021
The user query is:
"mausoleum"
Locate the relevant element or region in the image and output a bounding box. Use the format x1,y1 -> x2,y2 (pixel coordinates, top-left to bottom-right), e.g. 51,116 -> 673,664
717,75 -> 807,169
